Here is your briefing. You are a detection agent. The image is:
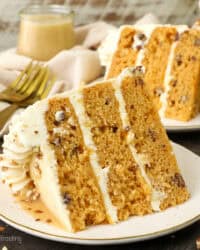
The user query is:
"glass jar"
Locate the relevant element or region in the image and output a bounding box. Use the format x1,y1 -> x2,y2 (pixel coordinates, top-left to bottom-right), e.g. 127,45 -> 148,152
17,5 -> 75,61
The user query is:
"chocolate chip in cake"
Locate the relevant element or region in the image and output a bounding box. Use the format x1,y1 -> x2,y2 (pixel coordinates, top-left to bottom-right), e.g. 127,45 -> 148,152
112,126 -> 118,133
71,145 -> 84,156
133,65 -> 145,74
105,98 -> 111,105
135,45 -> 142,50
169,100 -> 175,107
128,164 -> 137,171
46,219 -> 52,223
144,163 -> 152,169
35,209 -> 43,214
175,55 -> 182,66
55,110 -> 65,122
34,130 -> 39,134
136,33 -> 147,41
135,78 -> 144,86
174,32 -> 180,41
53,120 -> 59,126
36,151 -> 43,159
189,55 -> 197,61
194,38 -> 200,46
63,193 -> 71,204
148,128 -> 157,142
160,144 -> 167,150
171,173 -> 186,187
171,79 -> 177,87
133,33 -> 147,51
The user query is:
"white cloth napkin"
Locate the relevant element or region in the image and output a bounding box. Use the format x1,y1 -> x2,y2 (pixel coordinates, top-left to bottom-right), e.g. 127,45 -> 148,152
46,46 -> 102,90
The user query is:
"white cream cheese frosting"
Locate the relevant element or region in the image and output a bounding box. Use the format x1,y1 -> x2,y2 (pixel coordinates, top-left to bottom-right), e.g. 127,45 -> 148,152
0,100 -> 73,231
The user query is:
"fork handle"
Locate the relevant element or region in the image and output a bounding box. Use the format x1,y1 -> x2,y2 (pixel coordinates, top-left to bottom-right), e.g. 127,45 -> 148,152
0,104 -> 18,131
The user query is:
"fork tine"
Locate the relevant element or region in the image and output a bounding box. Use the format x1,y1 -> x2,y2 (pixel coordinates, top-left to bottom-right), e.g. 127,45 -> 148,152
17,68 -> 54,106
40,75 -> 56,99
22,68 -> 48,97
7,62 -> 33,93
20,66 -> 46,97
19,63 -> 41,93
18,67 -> 49,104
7,63 -> 38,94
36,67 -> 50,96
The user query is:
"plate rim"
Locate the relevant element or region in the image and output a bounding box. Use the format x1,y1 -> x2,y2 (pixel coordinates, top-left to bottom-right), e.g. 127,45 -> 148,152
162,115 -> 200,132
165,124 -> 200,132
0,212 -> 199,245
0,142 -> 200,245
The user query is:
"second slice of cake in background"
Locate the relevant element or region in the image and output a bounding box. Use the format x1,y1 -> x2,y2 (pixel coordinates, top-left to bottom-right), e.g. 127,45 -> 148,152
105,25 -> 200,121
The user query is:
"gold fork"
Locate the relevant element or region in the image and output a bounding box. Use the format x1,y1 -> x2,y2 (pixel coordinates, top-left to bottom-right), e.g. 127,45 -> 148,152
0,68 -> 55,131
0,62 -> 47,103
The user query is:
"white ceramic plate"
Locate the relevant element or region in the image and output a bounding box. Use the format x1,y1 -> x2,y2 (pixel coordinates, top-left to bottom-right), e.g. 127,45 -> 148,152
162,114 -> 200,132
0,142 -> 200,245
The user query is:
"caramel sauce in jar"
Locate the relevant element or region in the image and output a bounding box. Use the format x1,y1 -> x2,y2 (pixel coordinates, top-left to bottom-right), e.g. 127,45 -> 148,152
17,5 -> 75,61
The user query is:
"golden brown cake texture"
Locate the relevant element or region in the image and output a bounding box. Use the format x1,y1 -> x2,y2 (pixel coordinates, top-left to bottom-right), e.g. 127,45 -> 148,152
106,25 -> 200,121
0,67 -> 189,232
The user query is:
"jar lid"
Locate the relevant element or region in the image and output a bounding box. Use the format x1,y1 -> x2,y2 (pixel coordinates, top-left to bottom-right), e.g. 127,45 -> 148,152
20,5 -> 74,18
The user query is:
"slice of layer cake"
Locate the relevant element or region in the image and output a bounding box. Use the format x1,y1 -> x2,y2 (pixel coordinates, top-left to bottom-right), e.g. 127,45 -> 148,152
106,25 -> 200,121
0,67 -> 189,232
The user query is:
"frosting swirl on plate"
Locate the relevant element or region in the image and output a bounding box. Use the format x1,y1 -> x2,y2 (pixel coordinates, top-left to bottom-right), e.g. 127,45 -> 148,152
0,103 -> 47,198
